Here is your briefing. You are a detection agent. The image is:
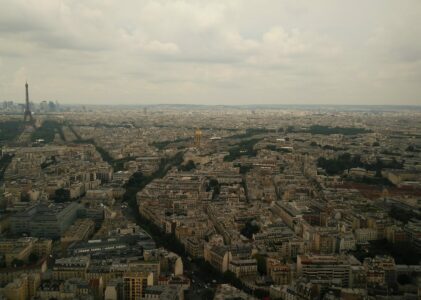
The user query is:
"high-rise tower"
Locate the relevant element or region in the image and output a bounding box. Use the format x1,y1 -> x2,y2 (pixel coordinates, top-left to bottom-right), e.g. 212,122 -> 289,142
24,82 -> 33,122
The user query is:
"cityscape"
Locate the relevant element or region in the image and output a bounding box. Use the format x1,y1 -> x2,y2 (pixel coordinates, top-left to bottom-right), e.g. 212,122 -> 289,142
0,83 -> 419,299
1,1 -> 420,300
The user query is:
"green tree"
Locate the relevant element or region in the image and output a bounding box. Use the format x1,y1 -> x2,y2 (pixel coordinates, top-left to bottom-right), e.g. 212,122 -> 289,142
253,254 -> 267,275
397,274 -> 411,285
239,165 -> 252,174
240,221 -> 259,239
54,188 -> 70,202
202,289 -> 215,300
254,289 -> 270,298
178,160 -> 196,171
11,259 -> 24,268
28,252 -> 39,264
223,270 -> 244,289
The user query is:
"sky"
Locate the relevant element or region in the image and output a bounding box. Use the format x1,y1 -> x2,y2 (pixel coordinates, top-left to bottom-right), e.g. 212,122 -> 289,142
0,0 -> 420,106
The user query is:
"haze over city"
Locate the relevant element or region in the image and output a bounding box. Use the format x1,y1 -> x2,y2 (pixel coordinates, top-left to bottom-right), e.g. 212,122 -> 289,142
1,0 -> 421,105
1,1 -> 421,300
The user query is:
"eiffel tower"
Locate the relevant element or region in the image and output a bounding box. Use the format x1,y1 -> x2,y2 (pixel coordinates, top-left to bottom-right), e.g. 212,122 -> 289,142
24,82 -> 33,123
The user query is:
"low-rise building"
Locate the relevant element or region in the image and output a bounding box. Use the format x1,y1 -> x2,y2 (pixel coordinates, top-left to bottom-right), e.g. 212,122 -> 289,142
297,254 -> 361,287
52,256 -> 90,281
61,219 -> 95,253
123,272 -> 153,300
228,259 -> 258,278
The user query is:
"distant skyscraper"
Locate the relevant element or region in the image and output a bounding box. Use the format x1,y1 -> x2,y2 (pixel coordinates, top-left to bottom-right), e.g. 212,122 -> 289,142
24,82 -> 33,122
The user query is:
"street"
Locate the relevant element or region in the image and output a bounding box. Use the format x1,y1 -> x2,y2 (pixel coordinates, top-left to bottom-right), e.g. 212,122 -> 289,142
122,202 -> 218,299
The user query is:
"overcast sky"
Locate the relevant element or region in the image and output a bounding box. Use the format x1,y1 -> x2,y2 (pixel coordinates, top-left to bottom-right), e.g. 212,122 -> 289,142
0,0 -> 420,105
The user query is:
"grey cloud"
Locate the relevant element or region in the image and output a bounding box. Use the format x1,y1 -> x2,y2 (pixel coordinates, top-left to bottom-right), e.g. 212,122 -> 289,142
0,0 -> 420,105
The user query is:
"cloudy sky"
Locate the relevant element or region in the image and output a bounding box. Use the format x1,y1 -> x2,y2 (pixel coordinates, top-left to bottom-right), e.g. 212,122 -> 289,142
0,0 -> 420,105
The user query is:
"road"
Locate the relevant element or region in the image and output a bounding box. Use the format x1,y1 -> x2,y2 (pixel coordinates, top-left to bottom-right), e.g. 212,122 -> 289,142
122,203 -> 218,299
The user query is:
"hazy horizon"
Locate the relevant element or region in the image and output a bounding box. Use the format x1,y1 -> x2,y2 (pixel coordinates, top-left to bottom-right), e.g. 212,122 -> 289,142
1,1 -> 421,105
